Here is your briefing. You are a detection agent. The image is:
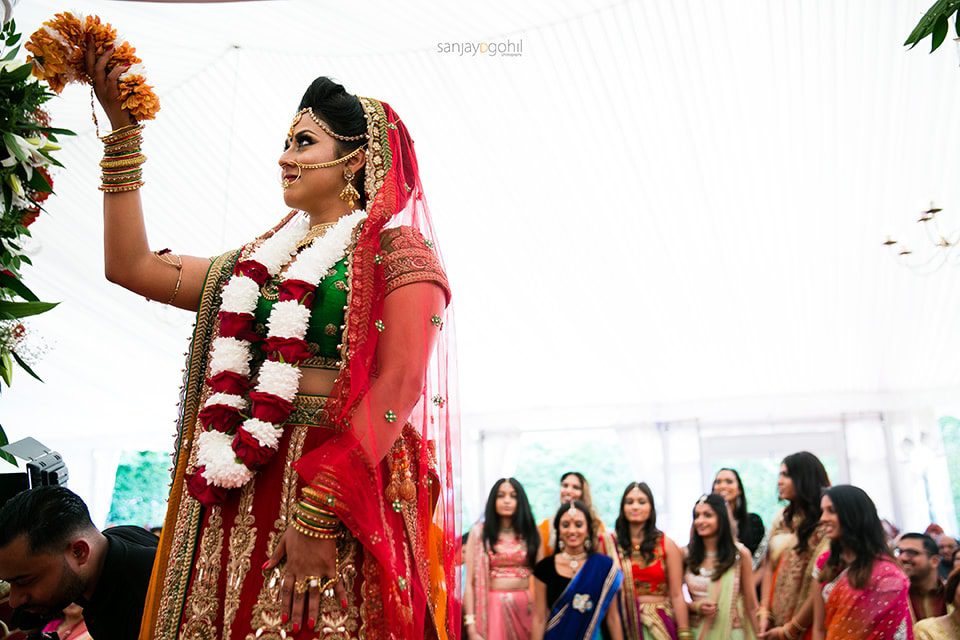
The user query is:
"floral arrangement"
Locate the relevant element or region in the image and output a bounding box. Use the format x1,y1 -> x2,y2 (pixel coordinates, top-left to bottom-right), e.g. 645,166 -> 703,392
26,12 -> 159,121
0,18 -> 72,391
186,210 -> 366,506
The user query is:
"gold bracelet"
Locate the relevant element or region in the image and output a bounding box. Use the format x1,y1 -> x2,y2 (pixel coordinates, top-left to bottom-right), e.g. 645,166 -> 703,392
100,168 -> 143,183
100,155 -> 147,169
297,499 -> 338,520
293,512 -> 338,532
294,509 -> 339,530
104,137 -> 143,153
297,511 -> 339,529
291,518 -> 339,540
677,630 -> 694,640
302,485 -> 337,508
100,181 -> 145,193
100,123 -> 143,144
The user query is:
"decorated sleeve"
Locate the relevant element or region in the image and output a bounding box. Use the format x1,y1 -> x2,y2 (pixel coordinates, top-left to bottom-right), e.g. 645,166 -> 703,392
379,226 -> 451,304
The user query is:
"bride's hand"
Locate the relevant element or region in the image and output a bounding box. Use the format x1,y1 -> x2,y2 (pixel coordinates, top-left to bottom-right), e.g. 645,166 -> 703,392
263,527 -> 347,635
82,34 -> 136,130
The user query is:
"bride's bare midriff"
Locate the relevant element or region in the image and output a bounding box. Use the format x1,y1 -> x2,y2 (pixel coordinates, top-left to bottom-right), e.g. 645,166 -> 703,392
298,368 -> 338,396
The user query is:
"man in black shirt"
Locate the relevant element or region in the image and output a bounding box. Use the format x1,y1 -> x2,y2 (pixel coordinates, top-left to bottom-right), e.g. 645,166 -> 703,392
0,485 -> 157,639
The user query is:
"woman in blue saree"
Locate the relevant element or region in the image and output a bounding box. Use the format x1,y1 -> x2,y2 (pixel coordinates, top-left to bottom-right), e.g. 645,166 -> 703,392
532,501 -> 624,640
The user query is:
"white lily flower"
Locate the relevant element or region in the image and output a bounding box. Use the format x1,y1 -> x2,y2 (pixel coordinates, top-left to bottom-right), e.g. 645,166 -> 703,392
8,174 -> 23,196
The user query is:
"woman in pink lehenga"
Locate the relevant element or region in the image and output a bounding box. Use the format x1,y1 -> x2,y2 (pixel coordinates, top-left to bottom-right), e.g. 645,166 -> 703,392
812,485 -> 913,640
464,479 -> 542,640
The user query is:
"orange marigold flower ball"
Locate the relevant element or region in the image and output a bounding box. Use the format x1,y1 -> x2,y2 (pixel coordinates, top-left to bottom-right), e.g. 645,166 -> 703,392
26,12 -> 160,121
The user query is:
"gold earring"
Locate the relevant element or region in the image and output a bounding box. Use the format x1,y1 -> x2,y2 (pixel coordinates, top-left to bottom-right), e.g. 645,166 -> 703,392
339,167 -> 360,209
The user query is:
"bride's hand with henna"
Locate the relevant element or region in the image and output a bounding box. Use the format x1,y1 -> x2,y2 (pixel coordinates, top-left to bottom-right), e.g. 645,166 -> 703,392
263,527 -> 347,634
82,34 -> 135,130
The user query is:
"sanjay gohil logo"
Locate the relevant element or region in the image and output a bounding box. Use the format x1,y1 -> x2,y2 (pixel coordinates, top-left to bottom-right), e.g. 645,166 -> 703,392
436,39 -> 524,57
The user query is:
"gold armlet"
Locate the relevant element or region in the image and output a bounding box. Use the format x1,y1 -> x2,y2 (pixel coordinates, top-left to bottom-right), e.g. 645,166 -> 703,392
151,249 -> 183,305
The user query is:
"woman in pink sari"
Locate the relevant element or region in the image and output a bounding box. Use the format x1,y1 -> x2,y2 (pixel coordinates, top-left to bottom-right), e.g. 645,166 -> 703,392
812,485 -> 912,640
465,478 -> 541,640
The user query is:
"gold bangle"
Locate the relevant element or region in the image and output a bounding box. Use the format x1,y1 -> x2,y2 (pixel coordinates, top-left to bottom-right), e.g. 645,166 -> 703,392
100,181 -> 144,193
293,512 -> 338,532
302,485 -> 337,508
104,138 -> 143,153
677,630 -> 694,640
100,123 -> 143,144
294,512 -> 339,532
292,519 -> 339,540
297,500 -> 338,520
100,155 -> 147,169
102,168 -> 143,180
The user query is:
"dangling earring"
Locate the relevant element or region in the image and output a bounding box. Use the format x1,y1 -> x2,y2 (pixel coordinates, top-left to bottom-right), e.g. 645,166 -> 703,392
558,539 -> 564,551
585,539 -> 592,551
339,167 -> 360,210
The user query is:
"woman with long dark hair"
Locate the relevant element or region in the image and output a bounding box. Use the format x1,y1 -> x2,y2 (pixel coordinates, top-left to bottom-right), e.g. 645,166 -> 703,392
598,482 -> 691,640
532,501 -> 623,640
683,494 -> 759,639
758,452 -> 830,639
811,485 -> 912,639
713,468 -> 765,557
538,472 -> 605,557
464,478 -> 541,640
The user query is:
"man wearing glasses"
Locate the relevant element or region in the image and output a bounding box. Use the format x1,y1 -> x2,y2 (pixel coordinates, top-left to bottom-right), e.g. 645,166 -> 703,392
895,532 -> 948,623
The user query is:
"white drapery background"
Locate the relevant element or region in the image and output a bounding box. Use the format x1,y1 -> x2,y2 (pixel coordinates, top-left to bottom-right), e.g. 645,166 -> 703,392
0,0 -> 958,531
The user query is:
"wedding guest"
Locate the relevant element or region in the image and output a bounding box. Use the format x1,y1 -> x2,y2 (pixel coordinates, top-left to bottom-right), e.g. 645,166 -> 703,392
532,501 -> 623,640
758,452 -> 830,639
598,482 -> 691,640
914,567 -> 960,639
936,536 -> 957,582
684,494 -> 759,639
464,478 -> 541,640
0,486 -> 158,640
537,472 -> 605,557
895,533 -> 946,623
812,485 -> 912,640
712,468 -> 765,556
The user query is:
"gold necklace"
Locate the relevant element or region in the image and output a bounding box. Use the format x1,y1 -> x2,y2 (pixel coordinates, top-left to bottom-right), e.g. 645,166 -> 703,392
296,222 -> 337,251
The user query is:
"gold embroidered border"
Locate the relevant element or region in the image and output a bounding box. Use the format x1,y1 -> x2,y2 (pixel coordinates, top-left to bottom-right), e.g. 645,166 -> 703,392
153,249 -> 240,640
223,481 -> 258,639
247,424 -> 309,639
180,506 -> 224,640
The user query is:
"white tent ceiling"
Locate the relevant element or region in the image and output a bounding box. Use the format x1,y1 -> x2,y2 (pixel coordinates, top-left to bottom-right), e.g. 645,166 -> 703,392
3,0 -> 960,449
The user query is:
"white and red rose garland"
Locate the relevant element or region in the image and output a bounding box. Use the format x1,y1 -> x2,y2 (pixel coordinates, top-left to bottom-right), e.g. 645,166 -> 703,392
187,211 -> 366,506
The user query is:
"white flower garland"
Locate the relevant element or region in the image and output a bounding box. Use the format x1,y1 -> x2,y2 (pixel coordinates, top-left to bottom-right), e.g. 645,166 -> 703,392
195,210 -> 366,491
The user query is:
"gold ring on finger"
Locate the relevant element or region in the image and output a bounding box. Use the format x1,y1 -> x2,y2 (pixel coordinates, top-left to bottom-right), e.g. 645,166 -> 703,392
319,577 -> 337,592
294,578 -> 310,595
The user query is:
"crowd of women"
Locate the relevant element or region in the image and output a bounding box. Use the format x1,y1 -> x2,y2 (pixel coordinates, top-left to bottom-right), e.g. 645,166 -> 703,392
463,451 -> 960,640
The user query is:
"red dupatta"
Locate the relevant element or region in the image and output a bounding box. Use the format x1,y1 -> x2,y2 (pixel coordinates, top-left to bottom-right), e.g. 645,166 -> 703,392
292,97 -> 460,639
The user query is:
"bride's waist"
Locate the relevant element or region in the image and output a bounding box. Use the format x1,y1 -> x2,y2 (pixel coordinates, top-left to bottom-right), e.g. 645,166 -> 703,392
298,368 -> 337,396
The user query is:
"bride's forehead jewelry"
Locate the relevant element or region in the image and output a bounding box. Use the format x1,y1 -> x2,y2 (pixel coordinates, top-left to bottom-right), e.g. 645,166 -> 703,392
567,503 -> 581,517
289,107 -> 369,142
697,494 -> 709,505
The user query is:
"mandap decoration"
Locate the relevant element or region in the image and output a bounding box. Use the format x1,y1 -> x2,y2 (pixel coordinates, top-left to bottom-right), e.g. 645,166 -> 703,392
0,17 -> 72,393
